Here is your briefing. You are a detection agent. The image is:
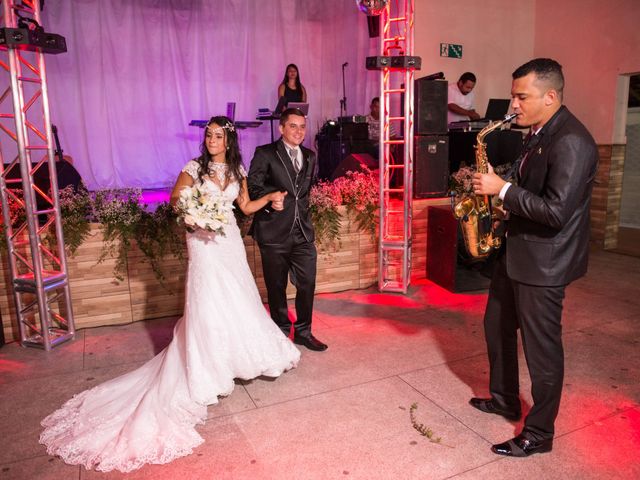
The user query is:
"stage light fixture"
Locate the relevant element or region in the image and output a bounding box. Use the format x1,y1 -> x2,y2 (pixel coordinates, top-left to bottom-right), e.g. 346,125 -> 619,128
356,0 -> 388,16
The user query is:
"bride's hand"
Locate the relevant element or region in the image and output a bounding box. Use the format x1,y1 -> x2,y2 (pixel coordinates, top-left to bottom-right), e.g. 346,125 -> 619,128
269,191 -> 287,211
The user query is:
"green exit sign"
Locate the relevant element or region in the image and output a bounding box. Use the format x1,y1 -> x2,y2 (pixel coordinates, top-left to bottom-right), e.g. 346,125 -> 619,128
440,43 -> 462,59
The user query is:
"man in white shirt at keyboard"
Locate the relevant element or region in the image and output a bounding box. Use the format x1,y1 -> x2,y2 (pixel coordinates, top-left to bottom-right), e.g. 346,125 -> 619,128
448,72 -> 481,124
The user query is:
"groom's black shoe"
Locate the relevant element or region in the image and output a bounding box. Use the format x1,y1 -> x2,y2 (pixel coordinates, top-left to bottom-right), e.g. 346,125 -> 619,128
491,434 -> 553,457
469,397 -> 521,421
293,334 -> 328,352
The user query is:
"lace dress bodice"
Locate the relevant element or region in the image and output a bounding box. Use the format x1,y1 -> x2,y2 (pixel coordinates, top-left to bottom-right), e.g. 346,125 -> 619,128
181,159 -> 245,205
181,160 -> 246,239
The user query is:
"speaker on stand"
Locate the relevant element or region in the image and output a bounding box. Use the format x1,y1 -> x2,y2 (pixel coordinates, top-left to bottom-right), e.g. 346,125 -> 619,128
414,78 -> 448,136
414,135 -> 449,198
411,77 -> 449,198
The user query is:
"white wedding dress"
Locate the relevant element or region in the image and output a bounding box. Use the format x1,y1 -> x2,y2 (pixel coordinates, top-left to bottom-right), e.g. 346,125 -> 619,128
40,161 -> 300,472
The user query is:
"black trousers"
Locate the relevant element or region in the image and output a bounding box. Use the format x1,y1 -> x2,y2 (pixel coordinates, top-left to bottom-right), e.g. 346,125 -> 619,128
484,253 -> 566,441
258,225 -> 317,337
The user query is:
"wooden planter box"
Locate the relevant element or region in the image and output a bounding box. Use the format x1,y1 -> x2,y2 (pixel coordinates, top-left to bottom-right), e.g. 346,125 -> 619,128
1,199 -> 449,341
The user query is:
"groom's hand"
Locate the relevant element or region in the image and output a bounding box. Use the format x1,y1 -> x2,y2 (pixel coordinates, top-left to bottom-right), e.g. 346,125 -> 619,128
271,191 -> 287,211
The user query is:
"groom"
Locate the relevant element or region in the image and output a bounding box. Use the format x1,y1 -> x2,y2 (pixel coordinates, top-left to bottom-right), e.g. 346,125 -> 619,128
248,107 -> 328,352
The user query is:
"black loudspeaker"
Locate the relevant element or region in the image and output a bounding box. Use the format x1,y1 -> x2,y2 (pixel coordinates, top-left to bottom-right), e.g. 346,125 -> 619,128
414,135 -> 449,198
341,122 -> 368,140
366,16 -> 379,38
426,206 -> 492,292
414,78 -> 448,135
330,153 -> 378,180
317,136 -> 346,180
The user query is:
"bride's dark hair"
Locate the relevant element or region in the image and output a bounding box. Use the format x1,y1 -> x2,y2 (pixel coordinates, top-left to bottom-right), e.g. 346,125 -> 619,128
196,115 -> 244,185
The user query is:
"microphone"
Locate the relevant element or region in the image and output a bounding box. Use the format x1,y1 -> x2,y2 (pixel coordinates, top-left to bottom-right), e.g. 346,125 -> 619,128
342,62 -> 349,67
422,71 -> 444,81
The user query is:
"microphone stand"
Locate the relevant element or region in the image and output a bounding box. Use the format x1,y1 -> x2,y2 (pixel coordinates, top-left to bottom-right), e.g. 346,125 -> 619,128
340,62 -> 348,119
339,62 -> 348,165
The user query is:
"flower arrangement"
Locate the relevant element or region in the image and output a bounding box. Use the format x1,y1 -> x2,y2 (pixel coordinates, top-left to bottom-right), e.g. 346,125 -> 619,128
174,184 -> 233,235
309,179 -> 342,248
56,185 -> 92,255
449,164 -> 475,197
334,167 -> 379,237
449,162 -> 513,197
1,167 -> 380,283
91,188 -> 145,281
0,189 -> 26,251
89,188 -> 184,284
309,166 -> 379,248
1,186 -> 91,257
133,202 -> 184,285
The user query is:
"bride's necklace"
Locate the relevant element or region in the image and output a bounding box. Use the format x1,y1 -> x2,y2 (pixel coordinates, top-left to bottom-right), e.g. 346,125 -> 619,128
208,162 -> 228,184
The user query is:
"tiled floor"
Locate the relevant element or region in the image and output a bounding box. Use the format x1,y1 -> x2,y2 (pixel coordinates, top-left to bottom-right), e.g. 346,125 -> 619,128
0,248 -> 638,479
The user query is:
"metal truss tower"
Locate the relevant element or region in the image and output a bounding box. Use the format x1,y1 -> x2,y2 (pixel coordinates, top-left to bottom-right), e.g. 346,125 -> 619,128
378,0 -> 416,293
0,0 -> 74,350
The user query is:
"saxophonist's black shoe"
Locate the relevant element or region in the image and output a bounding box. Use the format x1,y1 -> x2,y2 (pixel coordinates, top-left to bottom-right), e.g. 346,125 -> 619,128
469,397 -> 521,421
492,434 -> 553,457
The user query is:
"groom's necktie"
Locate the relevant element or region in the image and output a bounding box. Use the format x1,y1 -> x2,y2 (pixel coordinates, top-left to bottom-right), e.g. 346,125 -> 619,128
288,147 -> 300,173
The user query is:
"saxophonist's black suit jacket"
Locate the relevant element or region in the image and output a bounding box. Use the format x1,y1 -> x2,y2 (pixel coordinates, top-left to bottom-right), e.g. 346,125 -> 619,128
503,105 -> 598,286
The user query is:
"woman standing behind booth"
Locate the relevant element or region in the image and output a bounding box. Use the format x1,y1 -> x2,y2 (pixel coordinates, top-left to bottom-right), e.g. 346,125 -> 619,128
277,63 -> 307,109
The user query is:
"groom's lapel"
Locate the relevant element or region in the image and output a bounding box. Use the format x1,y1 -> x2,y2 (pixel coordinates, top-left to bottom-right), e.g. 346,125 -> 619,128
275,140 -> 297,193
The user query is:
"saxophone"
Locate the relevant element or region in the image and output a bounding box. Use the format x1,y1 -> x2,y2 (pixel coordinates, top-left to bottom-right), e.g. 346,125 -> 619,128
453,113 -> 517,259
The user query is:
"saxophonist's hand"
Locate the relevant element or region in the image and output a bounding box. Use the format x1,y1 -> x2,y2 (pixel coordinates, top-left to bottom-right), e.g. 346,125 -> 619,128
492,204 -> 507,220
472,163 -> 506,196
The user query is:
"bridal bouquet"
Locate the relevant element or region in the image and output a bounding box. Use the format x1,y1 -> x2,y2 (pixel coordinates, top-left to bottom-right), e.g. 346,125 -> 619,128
175,184 -> 234,235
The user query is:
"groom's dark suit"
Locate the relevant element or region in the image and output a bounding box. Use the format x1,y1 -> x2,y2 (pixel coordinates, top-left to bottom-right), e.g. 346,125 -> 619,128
484,105 -> 598,441
248,139 -> 317,337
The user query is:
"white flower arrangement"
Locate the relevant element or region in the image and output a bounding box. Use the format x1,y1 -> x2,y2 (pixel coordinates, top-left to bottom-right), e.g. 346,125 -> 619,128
175,184 -> 233,235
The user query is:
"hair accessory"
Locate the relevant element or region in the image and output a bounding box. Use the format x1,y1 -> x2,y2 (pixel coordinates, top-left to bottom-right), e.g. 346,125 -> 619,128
206,123 -> 236,134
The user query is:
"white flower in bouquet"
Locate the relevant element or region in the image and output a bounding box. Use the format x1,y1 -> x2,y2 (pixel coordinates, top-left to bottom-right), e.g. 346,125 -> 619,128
175,184 -> 234,235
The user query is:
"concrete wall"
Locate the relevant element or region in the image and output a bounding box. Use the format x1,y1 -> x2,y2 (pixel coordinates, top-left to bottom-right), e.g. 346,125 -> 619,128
533,0 -> 640,144
414,0 -> 535,116
414,0 -> 640,145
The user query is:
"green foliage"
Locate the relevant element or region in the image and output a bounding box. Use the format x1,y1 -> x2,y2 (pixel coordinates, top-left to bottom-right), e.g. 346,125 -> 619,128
309,197 -> 342,250
334,168 -> 379,239
309,167 -> 379,248
409,403 -> 442,444
0,189 -> 26,253
91,189 -> 145,281
3,171 -> 381,283
57,185 -> 92,256
90,189 -> 186,285
133,202 -> 185,286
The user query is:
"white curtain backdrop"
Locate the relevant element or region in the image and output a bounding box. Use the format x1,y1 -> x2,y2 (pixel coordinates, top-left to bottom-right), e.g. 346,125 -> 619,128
41,0 -> 379,190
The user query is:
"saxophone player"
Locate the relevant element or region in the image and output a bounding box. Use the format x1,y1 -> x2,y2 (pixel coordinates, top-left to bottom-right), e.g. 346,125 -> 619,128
470,58 -> 598,457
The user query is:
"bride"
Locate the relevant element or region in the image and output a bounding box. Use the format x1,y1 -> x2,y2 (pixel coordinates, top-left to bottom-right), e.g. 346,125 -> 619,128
40,116 -> 301,472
